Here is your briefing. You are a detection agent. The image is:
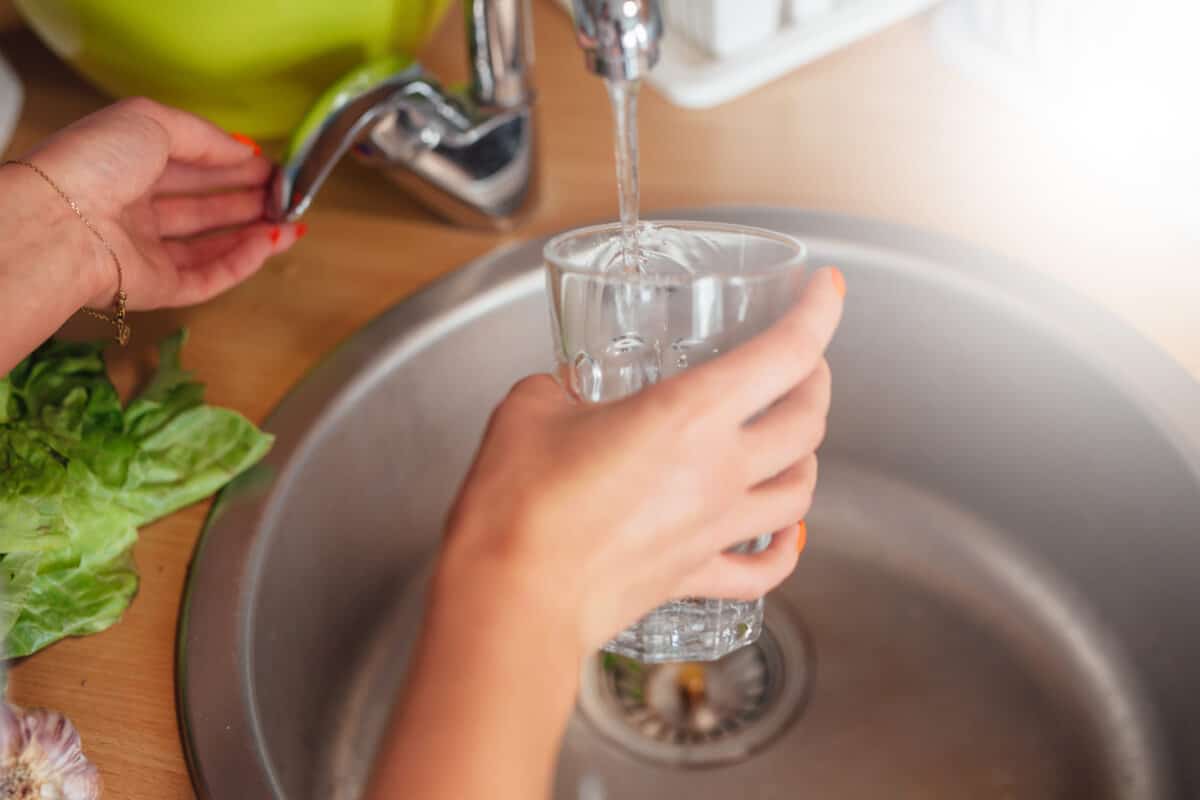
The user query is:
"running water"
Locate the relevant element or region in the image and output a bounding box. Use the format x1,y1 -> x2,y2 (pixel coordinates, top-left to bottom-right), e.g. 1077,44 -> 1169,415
606,79 -> 642,273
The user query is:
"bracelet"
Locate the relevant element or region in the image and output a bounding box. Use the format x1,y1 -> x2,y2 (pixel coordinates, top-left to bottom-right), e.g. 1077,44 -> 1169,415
2,159 -> 130,345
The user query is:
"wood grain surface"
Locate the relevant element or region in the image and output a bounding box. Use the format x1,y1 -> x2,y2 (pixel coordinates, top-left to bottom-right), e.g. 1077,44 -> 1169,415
2,2 -> 1197,797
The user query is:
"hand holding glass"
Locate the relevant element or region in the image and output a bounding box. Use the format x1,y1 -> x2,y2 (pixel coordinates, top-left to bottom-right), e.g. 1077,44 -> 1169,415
545,221 -> 811,662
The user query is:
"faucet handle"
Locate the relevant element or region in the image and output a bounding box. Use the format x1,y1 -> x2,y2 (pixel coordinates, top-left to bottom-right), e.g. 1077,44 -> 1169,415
267,51 -> 536,229
268,1 -> 540,228
572,0 -> 663,81
268,56 -> 426,222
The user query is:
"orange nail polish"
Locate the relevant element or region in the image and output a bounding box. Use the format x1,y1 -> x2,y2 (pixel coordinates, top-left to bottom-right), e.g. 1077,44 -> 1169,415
829,267 -> 846,299
295,222 -> 309,239
269,227 -> 281,245
796,520 -> 808,554
231,132 -> 262,156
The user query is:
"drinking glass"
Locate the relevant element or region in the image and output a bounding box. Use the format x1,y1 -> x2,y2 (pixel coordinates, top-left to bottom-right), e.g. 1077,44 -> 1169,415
544,220 -> 807,662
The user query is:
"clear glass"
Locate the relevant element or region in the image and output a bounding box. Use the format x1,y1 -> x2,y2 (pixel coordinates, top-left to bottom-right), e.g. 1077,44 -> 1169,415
544,220 -> 807,663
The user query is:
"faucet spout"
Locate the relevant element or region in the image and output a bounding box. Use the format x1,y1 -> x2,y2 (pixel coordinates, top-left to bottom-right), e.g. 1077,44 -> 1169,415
571,0 -> 663,82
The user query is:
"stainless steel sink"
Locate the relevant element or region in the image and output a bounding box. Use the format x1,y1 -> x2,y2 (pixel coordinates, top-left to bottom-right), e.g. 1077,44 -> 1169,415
179,207 -> 1200,799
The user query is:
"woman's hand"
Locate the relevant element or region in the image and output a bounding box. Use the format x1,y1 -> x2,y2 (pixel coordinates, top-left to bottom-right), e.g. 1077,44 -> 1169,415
369,267 -> 844,800
18,96 -> 301,311
439,266 -> 845,657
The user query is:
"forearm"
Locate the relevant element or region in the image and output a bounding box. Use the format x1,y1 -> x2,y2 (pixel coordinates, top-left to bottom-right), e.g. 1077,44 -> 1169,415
366,550 -> 582,800
0,162 -> 103,374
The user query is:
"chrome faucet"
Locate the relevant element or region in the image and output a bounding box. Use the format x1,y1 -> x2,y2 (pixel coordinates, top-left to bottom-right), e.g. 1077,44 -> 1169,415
268,0 -> 662,229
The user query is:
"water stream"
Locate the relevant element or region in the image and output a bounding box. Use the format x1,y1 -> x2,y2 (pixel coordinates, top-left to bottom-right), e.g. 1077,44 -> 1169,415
606,79 -> 642,273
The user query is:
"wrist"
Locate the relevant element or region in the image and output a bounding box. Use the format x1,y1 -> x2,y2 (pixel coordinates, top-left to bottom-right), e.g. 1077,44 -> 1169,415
432,532 -> 587,683
369,538 -> 583,800
0,160 -> 110,311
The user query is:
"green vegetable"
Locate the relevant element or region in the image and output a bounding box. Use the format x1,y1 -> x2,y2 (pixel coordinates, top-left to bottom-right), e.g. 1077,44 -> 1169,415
0,331 -> 272,657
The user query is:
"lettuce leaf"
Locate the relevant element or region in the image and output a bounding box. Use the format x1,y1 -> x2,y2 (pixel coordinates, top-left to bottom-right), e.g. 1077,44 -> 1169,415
0,331 -> 272,657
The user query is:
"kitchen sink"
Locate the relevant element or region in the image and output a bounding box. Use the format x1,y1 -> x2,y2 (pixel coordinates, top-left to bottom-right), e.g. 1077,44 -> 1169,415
179,207 -> 1200,799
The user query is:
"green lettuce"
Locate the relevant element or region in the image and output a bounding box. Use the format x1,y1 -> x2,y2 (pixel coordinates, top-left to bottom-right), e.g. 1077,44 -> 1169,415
0,331 -> 272,657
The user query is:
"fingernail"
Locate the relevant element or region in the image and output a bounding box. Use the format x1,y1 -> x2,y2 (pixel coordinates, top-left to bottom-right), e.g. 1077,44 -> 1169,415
796,520 -> 808,554
829,267 -> 846,299
269,227 -> 281,245
295,222 -> 309,240
231,132 -> 262,156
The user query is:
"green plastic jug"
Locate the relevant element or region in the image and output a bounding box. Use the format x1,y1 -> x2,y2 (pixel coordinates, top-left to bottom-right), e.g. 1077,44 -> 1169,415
14,0 -> 453,138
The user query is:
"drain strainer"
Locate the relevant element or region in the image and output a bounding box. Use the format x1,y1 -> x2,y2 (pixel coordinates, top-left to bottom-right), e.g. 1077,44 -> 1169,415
578,600 -> 813,767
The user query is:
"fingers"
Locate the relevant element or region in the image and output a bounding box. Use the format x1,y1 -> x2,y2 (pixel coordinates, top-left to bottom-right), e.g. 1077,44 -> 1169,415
740,359 -> 831,484
161,222 -> 303,306
154,188 -> 266,238
116,96 -> 262,167
675,525 -> 801,601
702,455 -> 818,552
155,159 -> 274,195
678,266 -> 844,423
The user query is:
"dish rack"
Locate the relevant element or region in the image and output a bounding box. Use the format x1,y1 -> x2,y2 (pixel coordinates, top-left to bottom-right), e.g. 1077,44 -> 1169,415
555,0 -> 941,107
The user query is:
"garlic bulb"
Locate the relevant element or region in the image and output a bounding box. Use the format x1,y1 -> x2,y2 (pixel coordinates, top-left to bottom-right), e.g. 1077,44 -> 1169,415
0,702 -> 101,800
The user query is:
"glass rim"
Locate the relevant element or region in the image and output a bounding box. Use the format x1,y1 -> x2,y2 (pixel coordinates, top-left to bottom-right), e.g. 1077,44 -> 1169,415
543,220 -> 807,282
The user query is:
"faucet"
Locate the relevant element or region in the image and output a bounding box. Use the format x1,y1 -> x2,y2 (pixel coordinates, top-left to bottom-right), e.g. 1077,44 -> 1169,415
268,0 -> 662,229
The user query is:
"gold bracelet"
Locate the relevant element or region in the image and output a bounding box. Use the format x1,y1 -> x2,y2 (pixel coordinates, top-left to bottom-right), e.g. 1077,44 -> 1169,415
2,158 -> 130,345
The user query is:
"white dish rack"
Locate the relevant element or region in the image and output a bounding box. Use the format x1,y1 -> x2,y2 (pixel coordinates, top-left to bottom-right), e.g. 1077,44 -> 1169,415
555,0 -> 942,107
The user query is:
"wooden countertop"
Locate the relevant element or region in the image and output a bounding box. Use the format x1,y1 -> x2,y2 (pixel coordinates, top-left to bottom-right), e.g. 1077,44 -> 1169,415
3,3 -> 1198,797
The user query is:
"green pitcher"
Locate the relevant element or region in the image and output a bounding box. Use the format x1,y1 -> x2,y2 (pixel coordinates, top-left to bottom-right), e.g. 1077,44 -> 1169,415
14,0 -> 453,138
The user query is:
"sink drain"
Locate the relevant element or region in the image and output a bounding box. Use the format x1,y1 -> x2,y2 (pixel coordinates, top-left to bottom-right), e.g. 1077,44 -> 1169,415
577,600 -> 812,767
